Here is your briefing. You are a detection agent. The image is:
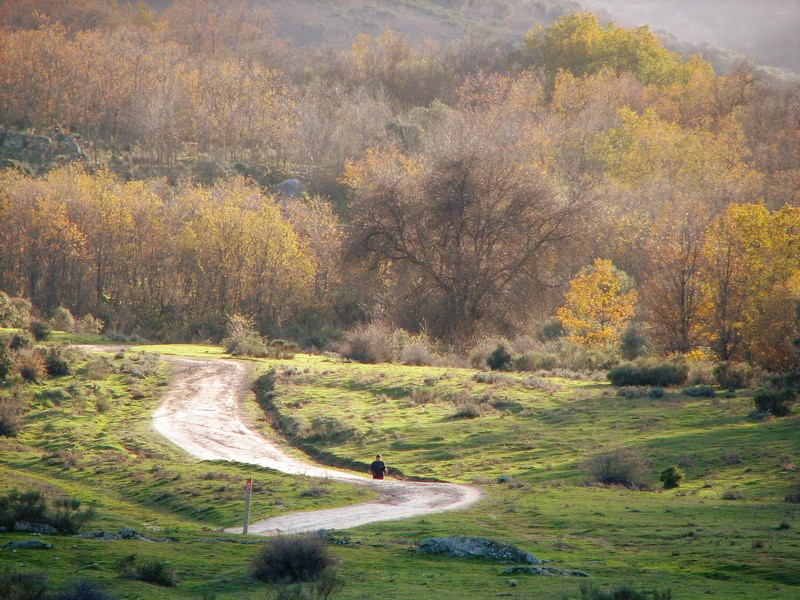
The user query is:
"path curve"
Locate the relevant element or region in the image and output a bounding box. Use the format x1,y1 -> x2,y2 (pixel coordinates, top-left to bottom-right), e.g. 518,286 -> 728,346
88,347 -> 482,535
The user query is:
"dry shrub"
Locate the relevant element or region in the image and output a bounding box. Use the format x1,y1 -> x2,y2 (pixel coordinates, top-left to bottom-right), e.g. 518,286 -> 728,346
0,392 -> 25,437
586,447 -> 648,489
14,350 -> 46,382
251,534 -> 336,584
341,322 -> 393,364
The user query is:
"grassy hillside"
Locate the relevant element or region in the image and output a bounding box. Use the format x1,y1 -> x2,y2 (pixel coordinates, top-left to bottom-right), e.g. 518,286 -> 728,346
1,342 -> 798,598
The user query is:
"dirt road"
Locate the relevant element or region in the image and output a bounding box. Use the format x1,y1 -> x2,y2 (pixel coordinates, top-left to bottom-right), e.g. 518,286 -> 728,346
145,354 -> 482,535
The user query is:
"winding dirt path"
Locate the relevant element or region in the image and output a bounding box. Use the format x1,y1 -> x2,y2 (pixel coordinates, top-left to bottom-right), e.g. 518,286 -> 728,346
102,349 -> 482,535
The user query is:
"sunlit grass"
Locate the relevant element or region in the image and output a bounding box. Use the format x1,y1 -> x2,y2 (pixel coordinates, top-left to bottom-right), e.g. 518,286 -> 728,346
1,346 -> 798,598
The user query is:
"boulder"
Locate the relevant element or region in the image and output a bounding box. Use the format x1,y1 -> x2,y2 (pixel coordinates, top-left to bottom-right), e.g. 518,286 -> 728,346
14,521 -> 57,534
3,539 -> 53,549
271,178 -> 304,198
2,130 -> 29,150
417,536 -> 540,564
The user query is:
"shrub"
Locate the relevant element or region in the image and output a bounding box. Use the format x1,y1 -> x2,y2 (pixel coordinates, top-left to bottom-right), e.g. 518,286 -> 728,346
118,555 -> 177,587
42,345 -> 72,377
0,489 -> 93,532
0,569 -> 47,600
253,369 -> 277,409
269,339 -> 299,359
607,358 -> 688,387
0,489 -> 47,529
49,497 -> 95,533
682,385 -> 716,397
49,306 -> 75,332
399,336 -> 437,366
487,344 -> 512,371
341,323 -> 393,364
9,330 -> 34,350
251,534 -> 335,584
29,320 -> 52,341
714,361 -> 753,390
619,323 -> 650,360
85,357 -> 113,380
753,388 -> 796,417
722,489 -> 744,500
15,350 -> 46,382
307,415 -> 356,442
512,351 -> 558,372
586,447 -> 648,489
538,317 -> 565,341
659,466 -> 684,489
0,292 -> 33,328
72,314 -> 104,334
48,580 -> 115,600
0,396 -> 24,437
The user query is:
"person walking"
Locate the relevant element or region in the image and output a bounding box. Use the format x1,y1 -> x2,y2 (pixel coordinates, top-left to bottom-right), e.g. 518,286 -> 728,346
369,454 -> 388,480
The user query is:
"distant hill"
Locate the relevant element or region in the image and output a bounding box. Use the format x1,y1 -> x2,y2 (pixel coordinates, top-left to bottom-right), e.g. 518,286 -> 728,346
144,1 -> 798,78
251,0 -> 799,76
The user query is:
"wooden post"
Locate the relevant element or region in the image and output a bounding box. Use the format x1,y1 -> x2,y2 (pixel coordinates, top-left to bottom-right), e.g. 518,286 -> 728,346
243,477 -> 253,534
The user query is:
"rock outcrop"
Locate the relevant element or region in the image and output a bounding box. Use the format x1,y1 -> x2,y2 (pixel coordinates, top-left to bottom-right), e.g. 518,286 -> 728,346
0,126 -> 87,174
417,536 -> 541,564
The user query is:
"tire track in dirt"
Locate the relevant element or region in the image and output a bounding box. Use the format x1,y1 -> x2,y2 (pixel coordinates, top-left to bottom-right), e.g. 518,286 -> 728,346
106,349 -> 482,535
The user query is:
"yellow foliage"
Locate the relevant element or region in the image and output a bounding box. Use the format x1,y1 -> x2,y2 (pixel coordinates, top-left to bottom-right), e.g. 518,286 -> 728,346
557,258 -> 637,348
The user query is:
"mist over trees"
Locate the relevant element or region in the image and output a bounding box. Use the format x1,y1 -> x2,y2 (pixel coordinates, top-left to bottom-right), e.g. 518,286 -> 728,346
1,0 -> 799,370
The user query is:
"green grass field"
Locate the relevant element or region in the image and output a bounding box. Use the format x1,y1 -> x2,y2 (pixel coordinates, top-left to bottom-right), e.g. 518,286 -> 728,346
1,342 -> 798,599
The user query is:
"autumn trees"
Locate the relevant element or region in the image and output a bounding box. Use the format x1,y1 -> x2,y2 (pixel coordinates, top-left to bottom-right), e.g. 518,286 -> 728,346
1,3 -> 799,374
0,169 -> 318,338
344,115 -> 588,345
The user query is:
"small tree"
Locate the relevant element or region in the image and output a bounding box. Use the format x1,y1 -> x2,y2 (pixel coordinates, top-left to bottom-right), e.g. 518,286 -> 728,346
557,259 -> 637,349
487,344 -> 512,371
659,466 -> 684,489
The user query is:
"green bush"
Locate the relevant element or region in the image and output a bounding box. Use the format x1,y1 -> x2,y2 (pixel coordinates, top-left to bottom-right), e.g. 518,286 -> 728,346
253,369 -> 277,408
48,580 -> 115,600
607,358 -> 688,387
619,323 -> 650,360
0,489 -> 47,529
0,292 -> 33,328
753,388 -> 796,417
29,320 -> 52,341
512,351 -> 558,372
118,555 -> 177,587
42,345 -> 72,377
714,361 -> 753,390
0,569 -> 47,600
659,466 -> 684,489
49,497 -> 95,533
682,385 -> 716,397
9,330 -> 34,350
49,306 -> 75,332
251,534 -> 336,584
487,344 -> 512,371
0,489 -> 93,532
586,447 -> 648,489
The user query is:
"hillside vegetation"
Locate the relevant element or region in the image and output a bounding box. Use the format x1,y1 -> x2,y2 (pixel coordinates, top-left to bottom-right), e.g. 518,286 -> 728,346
0,340 -> 798,598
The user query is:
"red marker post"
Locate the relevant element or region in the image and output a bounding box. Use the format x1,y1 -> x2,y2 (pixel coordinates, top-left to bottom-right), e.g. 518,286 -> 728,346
243,477 -> 253,534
